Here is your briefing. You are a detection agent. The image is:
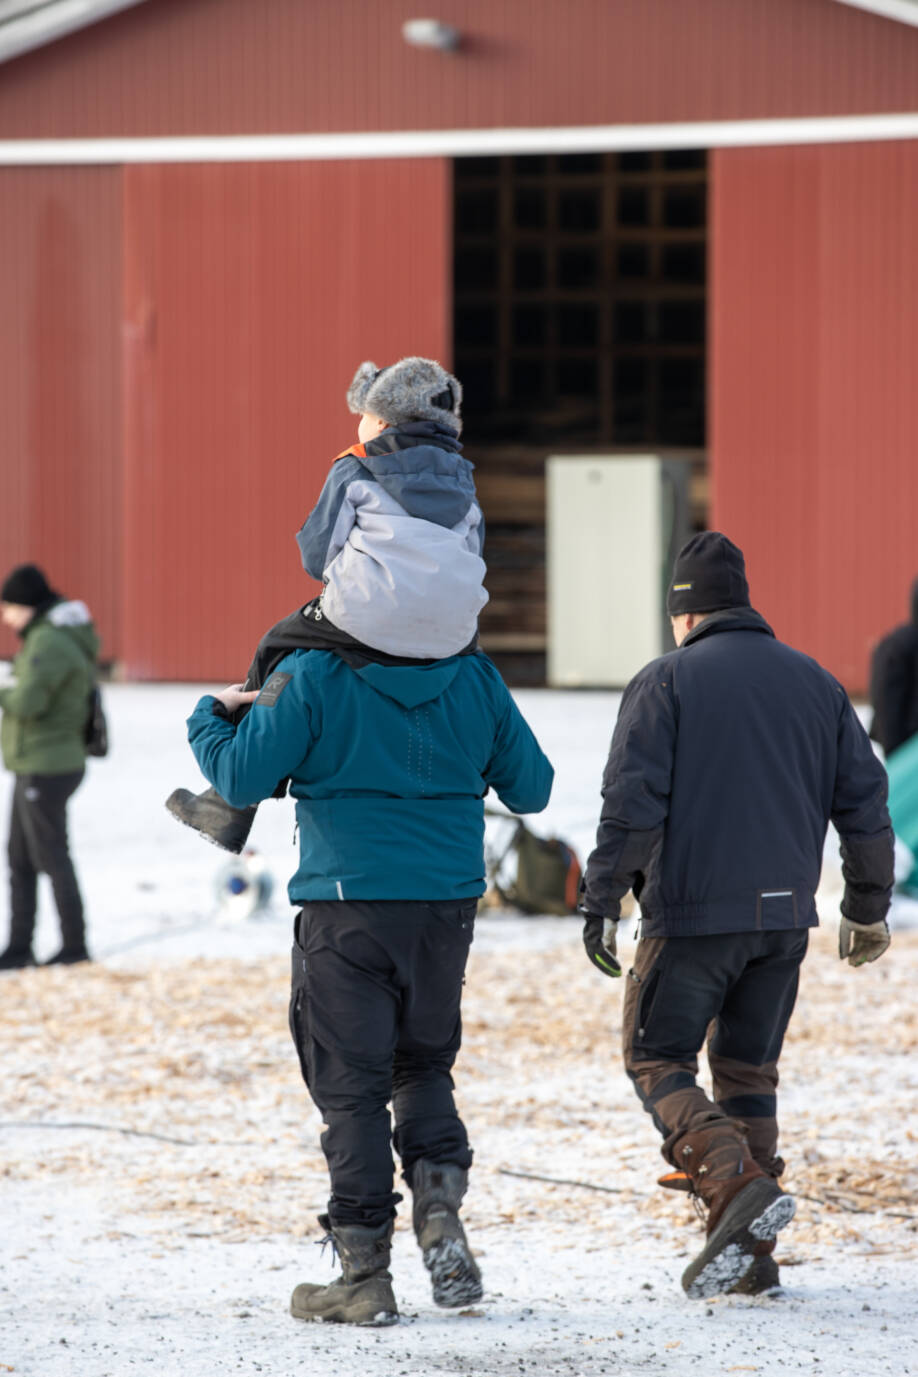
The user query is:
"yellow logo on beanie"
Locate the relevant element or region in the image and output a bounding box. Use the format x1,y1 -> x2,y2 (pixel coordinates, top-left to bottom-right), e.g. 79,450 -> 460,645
672,582 -> 693,591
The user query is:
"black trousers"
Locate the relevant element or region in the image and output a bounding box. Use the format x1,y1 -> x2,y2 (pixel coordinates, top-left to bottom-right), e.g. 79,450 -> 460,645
289,898 -> 476,1229
7,771 -> 86,954
622,929 -> 809,1173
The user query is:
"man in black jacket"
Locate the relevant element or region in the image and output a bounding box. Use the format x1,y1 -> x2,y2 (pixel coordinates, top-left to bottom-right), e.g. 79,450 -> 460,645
581,532 -> 893,1300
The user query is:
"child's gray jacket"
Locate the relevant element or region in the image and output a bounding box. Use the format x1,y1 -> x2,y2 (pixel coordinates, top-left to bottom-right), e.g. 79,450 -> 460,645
296,422 -> 487,658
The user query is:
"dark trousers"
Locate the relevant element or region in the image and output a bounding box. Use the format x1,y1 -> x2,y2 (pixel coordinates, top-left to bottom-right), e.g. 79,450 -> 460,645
236,600 -> 480,716
239,602 -> 370,702
622,929 -> 809,1173
289,898 -> 476,1229
7,771 -> 86,954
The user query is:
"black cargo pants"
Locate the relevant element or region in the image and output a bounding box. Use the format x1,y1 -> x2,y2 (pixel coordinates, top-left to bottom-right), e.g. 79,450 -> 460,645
7,771 -> 86,954
622,929 -> 809,1174
237,601 -> 480,711
289,898 -> 476,1229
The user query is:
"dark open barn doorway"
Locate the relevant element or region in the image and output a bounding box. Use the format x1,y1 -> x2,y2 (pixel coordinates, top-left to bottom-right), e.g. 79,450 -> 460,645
454,150 -> 708,684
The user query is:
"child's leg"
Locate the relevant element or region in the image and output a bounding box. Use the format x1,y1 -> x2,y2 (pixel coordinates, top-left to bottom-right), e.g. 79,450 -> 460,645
230,600 -> 368,723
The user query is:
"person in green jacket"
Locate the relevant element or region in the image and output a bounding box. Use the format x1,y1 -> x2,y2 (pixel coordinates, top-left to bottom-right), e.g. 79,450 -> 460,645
0,564 -> 99,969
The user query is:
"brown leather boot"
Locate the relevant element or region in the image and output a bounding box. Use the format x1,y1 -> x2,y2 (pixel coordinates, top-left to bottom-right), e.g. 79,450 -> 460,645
728,1240 -> 781,1295
673,1121 -> 795,1299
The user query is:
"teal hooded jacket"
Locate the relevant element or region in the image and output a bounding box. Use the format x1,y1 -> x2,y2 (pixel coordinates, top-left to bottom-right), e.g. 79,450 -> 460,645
187,650 -> 553,903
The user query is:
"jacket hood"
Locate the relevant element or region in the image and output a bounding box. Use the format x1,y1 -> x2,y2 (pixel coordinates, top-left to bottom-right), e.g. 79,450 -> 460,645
682,606 -> 775,648
365,420 -> 462,455
353,658 -> 461,708
354,434 -> 477,529
37,599 -> 99,662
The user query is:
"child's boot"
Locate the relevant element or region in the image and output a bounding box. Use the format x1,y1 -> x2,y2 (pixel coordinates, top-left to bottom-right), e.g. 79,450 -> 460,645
165,786 -> 257,854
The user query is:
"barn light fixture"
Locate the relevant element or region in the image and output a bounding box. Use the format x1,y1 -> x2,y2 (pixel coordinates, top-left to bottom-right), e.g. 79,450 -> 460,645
401,18 -> 461,51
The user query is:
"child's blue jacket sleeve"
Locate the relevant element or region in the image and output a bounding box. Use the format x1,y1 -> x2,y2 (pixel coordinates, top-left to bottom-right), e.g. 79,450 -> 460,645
295,455 -> 364,580
187,671 -> 316,809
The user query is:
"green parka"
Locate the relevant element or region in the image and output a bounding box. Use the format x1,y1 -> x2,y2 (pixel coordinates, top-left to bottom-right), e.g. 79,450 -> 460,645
0,600 -> 99,775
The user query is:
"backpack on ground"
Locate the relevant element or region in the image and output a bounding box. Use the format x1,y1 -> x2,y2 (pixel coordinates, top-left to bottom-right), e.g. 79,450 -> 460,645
84,684 -> 109,758
485,812 -> 582,916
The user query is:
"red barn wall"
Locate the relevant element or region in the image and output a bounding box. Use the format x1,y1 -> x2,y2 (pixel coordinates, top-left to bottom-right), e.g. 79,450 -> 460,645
121,157 -> 451,680
0,166 -> 122,665
0,0 -> 917,139
710,140 -> 918,693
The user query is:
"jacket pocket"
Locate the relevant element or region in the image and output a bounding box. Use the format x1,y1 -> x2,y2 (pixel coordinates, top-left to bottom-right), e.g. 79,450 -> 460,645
755,888 -> 798,930
288,910 -> 313,1088
635,961 -> 666,1048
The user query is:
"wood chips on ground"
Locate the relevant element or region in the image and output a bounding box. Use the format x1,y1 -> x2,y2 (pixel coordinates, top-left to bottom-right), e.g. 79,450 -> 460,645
1,922 -> 915,1264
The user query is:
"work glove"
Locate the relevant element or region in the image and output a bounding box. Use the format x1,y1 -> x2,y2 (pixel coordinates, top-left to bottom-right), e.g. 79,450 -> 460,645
581,910 -> 622,978
838,915 -> 891,967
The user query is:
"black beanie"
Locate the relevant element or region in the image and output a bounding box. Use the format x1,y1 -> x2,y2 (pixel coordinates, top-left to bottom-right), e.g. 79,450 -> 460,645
0,563 -> 58,608
666,532 -> 750,616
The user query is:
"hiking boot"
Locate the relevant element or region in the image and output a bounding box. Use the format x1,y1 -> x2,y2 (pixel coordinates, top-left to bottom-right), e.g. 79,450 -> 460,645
728,1243 -> 781,1295
410,1160 -> 483,1307
0,946 -> 35,971
165,786 -> 257,854
673,1121 -> 796,1299
42,947 -> 91,966
290,1216 -> 398,1327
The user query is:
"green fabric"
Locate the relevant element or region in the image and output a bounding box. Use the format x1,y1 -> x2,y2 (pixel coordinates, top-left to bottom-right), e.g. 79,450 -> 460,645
0,606 -> 99,774
885,731 -> 918,888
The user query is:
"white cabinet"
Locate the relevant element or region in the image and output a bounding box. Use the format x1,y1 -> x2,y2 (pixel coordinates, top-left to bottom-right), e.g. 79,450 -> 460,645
547,455 -> 690,687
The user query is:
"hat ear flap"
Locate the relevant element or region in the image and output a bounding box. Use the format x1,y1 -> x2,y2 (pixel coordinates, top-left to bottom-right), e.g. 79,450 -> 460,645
346,361 -> 379,416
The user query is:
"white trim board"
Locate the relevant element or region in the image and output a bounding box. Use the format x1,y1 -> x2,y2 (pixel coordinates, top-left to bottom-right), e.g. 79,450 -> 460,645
0,1 -> 149,66
0,113 -> 917,166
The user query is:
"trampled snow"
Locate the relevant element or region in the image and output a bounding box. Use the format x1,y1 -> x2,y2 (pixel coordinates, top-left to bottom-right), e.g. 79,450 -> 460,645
0,684 -> 916,1377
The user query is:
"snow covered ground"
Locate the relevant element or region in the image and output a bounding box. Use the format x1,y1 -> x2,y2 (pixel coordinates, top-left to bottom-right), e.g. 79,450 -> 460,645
1,684 -> 916,1377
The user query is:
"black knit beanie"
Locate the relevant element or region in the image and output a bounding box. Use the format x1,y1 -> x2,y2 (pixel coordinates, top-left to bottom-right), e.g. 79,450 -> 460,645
666,532 -> 750,616
0,563 -> 58,608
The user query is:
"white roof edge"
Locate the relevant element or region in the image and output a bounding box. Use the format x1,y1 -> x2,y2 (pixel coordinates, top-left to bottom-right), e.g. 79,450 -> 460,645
0,113 -> 917,166
832,0 -> 918,27
0,0 -> 149,66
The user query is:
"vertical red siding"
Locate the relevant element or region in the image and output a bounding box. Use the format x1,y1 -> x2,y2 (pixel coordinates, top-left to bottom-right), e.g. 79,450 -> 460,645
2,0 -> 918,138
0,166 -> 122,665
122,157 -> 450,680
710,141 -> 918,693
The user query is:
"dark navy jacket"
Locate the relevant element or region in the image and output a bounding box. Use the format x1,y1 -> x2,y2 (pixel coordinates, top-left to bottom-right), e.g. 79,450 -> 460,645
583,608 -> 893,937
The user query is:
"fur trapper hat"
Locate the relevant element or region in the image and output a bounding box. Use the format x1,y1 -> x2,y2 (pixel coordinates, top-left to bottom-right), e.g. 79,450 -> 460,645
346,357 -> 463,434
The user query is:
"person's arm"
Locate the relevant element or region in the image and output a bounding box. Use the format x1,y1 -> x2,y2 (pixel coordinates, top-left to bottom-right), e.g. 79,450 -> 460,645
581,670 -> 676,920
868,636 -> 911,754
831,693 -> 895,928
295,454 -> 364,580
0,627 -> 72,721
187,660 -> 316,808
481,674 -> 553,816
